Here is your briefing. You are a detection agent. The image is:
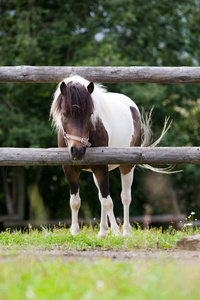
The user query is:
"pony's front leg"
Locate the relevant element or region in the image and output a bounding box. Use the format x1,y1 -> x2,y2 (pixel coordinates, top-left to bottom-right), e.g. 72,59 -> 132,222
120,165 -> 135,236
63,166 -> 81,236
69,191 -> 81,236
92,166 -> 119,238
93,173 -> 109,235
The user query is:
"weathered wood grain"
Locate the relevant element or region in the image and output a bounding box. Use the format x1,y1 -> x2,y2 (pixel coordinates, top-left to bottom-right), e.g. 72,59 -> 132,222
1,66 -> 200,83
0,147 -> 200,166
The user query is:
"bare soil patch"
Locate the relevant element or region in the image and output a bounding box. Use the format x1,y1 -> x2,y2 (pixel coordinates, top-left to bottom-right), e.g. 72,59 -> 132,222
3,248 -> 200,262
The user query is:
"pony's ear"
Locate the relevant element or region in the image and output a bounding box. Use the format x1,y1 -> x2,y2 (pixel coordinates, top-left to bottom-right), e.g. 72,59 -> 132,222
60,81 -> 66,95
87,82 -> 94,94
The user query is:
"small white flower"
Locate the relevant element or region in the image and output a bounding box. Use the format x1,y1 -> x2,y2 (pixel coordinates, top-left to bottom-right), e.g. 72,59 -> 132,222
96,280 -> 105,290
184,223 -> 193,227
187,223 -> 193,226
26,286 -> 35,299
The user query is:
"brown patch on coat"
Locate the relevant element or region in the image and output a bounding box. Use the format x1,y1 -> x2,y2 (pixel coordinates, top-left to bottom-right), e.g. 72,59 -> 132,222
130,107 -> 142,147
80,117 -> 109,171
119,164 -> 135,175
62,165 -> 82,195
120,107 -> 142,175
89,117 -> 108,147
58,129 -> 66,148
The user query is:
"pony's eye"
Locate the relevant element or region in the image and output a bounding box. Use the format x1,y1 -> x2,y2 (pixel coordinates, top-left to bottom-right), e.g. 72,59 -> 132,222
62,113 -> 68,121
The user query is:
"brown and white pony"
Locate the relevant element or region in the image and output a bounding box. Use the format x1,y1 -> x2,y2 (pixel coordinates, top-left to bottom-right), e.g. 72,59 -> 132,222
50,75 -> 169,237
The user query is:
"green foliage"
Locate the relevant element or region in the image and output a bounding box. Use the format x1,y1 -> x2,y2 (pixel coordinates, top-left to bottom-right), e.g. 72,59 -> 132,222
0,0 -> 200,219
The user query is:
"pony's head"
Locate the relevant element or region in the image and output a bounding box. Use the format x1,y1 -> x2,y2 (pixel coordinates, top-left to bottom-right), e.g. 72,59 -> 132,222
53,79 -> 94,160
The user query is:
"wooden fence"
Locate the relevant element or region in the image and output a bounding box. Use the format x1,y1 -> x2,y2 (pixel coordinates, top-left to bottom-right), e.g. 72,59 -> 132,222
1,66 -> 199,228
1,66 -> 200,83
0,147 -> 200,166
2,65 -> 200,167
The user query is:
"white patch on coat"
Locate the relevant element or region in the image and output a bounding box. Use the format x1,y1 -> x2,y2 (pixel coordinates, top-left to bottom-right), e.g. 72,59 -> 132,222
92,92 -> 139,148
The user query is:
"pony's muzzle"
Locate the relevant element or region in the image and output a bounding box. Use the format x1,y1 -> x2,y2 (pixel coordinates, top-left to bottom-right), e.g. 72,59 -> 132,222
70,146 -> 86,161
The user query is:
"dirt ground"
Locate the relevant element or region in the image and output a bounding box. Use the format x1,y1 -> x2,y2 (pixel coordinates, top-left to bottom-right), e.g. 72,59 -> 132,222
4,248 -> 199,262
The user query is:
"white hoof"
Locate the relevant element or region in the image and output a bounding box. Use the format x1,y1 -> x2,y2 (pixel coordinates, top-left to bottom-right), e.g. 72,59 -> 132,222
122,230 -> 130,237
112,226 -> 120,237
70,225 -> 79,236
123,225 -> 132,236
98,230 -> 107,238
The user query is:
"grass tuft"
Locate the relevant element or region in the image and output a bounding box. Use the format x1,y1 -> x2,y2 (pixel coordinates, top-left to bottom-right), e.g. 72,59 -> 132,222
0,224 -> 199,252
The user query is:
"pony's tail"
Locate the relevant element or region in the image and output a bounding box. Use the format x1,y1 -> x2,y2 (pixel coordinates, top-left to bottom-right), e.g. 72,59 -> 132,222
140,108 -> 174,174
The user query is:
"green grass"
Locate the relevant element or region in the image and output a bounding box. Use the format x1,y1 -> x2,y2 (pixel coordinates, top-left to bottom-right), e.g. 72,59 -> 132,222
0,225 -> 196,252
1,255 -> 200,300
1,225 -> 200,300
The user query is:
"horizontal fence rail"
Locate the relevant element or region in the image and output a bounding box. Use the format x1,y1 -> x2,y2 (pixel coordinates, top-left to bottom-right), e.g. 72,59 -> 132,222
1,66 -> 200,83
2,214 -> 186,228
0,147 -> 200,166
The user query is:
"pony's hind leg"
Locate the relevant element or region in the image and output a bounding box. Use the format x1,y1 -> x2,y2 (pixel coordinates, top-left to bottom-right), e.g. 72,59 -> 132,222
119,165 -> 135,236
92,166 -> 119,238
63,166 -> 81,236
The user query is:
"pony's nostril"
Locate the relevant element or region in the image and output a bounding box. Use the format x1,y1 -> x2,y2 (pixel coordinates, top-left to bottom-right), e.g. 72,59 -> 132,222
82,146 -> 86,155
70,146 -> 86,160
71,146 -> 75,156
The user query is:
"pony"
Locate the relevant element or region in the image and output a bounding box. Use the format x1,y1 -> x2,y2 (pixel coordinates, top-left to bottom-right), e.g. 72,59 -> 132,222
50,75 -> 170,238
